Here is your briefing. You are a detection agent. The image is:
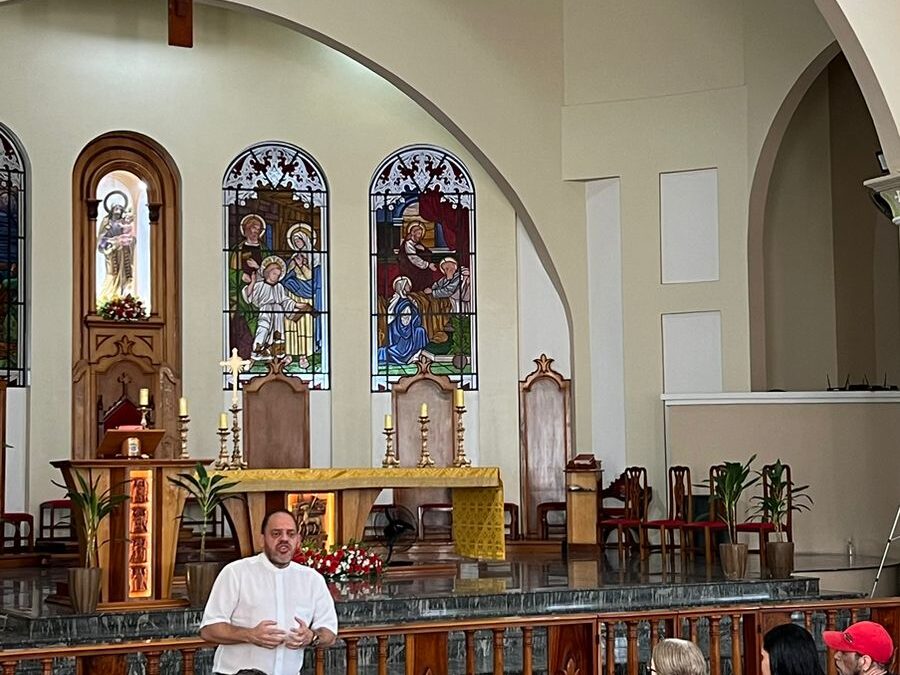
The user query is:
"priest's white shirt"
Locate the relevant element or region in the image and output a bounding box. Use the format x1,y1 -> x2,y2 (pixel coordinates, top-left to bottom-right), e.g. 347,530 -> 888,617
201,553 -> 338,675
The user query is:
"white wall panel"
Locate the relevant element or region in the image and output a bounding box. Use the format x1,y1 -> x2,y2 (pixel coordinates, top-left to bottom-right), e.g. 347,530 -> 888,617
660,168 -> 720,283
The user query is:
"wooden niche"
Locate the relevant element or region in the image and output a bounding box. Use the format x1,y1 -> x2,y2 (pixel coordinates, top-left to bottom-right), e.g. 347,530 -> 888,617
71,131 -> 182,459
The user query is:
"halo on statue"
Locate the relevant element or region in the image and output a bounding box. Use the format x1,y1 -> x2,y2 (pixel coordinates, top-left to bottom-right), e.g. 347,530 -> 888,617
102,189 -> 130,214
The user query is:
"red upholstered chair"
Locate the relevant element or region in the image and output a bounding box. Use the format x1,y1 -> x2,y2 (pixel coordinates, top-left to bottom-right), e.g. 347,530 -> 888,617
735,462 -> 792,561
682,464 -> 728,562
598,466 -> 649,558
641,466 -> 692,559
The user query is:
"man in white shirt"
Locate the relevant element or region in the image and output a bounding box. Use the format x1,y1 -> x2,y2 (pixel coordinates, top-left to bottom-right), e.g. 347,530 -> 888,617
200,510 -> 338,675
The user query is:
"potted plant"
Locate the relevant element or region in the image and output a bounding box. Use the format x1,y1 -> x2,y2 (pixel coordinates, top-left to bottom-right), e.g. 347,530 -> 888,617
751,459 -> 812,579
168,462 -> 240,607
54,470 -> 129,613
710,455 -> 759,579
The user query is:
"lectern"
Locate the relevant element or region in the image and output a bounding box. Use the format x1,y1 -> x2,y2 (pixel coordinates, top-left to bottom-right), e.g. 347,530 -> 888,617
51,458 -> 200,607
564,454 -> 602,558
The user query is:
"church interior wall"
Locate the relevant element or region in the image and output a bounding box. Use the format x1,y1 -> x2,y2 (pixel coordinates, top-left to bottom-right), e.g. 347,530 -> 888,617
0,0 -> 519,510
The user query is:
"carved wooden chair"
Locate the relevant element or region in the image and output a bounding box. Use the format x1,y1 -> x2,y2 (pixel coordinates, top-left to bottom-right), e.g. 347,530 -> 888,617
597,466 -> 649,558
682,464 -> 728,562
641,465 -> 692,560
735,462 -> 793,561
519,354 -> 571,539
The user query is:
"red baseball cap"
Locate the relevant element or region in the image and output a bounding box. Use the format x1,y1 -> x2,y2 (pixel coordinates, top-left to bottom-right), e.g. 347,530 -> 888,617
823,621 -> 895,664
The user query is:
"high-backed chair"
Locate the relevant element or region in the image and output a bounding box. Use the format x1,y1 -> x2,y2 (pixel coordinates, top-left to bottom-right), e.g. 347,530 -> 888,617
519,354 -> 572,539
641,465 -> 692,559
735,462 -> 794,560
597,466 -> 649,557
682,464 -> 728,562
391,356 -> 458,523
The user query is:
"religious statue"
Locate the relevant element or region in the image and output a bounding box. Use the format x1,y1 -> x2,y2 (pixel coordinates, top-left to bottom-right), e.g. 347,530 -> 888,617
131,477 -> 148,504
130,565 -> 148,594
131,506 -> 148,534
97,190 -> 136,304
129,536 -> 147,564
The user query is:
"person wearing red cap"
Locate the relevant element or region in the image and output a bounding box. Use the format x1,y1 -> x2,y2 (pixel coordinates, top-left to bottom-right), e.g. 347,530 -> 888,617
824,621 -> 896,675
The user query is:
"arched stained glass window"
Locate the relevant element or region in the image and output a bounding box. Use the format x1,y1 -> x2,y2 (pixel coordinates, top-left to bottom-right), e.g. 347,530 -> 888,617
223,142 -> 330,389
370,145 -> 477,391
0,126 -> 27,385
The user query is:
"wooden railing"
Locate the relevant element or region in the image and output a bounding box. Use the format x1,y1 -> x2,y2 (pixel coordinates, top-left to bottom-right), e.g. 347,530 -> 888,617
0,598 -> 897,674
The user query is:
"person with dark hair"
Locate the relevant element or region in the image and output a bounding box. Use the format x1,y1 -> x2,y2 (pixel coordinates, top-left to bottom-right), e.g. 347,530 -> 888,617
824,621 -> 896,675
762,623 -> 825,675
200,509 -> 338,675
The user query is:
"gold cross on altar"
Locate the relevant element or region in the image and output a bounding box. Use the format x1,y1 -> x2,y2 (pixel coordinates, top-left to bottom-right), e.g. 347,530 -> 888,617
221,348 -> 252,405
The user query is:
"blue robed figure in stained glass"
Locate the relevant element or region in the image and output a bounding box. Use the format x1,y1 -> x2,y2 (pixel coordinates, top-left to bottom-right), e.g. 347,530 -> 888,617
378,276 -> 428,365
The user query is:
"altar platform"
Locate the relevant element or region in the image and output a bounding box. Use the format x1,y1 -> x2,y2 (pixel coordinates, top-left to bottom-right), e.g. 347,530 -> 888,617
0,552 -> 858,649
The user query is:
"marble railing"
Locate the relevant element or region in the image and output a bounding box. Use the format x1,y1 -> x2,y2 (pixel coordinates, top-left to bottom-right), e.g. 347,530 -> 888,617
0,598 -> 898,675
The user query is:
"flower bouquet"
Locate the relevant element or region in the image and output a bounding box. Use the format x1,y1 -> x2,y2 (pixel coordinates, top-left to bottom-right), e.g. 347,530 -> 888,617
98,294 -> 148,321
292,542 -> 383,580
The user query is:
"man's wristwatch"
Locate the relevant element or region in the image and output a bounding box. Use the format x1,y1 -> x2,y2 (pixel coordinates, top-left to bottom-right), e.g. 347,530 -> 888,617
310,632 -> 320,648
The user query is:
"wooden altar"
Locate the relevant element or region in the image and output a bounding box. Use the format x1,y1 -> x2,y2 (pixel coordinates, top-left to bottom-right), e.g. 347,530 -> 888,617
219,467 -> 506,561
51,459 -> 200,607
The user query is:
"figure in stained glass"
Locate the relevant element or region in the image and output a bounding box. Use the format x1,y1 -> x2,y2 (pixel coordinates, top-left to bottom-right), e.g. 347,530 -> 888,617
370,146 -> 477,391
0,126 -> 26,384
223,142 -> 330,389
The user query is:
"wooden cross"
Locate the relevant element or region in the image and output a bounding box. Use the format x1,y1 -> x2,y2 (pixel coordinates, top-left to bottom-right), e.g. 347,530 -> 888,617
168,0 -> 193,48
221,348 -> 252,406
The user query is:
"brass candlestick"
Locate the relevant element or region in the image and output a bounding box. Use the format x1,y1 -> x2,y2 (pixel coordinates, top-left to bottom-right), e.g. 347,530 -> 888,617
177,414 -> 191,459
382,427 -> 400,468
452,405 -> 471,467
138,404 -> 151,429
215,428 -> 231,470
417,415 -> 435,468
229,403 -> 246,470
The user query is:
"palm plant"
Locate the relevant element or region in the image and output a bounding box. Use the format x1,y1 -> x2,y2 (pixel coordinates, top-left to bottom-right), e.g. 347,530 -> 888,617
168,463 -> 240,562
711,455 -> 759,544
54,471 -> 129,568
751,459 -> 812,542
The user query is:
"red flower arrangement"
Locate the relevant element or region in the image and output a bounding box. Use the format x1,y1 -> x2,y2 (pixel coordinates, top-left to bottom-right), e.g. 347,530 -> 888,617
292,542 -> 383,580
98,294 -> 148,321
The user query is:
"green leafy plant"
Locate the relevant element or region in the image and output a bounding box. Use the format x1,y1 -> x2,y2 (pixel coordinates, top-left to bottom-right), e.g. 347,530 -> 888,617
53,471 -> 129,568
751,459 -> 812,542
708,455 -> 759,544
168,463 -> 241,562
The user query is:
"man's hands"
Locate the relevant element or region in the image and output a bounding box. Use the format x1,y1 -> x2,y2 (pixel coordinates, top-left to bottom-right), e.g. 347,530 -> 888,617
247,620 -> 286,649
285,617 -> 317,650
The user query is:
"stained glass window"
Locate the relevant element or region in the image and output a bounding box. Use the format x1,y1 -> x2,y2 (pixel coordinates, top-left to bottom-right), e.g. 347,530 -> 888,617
223,142 -> 330,390
370,146 -> 477,391
0,126 -> 26,385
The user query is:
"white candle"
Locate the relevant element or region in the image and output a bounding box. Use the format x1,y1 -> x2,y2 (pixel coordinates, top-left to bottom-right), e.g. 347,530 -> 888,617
218,412 -> 229,430
384,414 -> 393,430
420,403 -> 428,418
139,388 -> 149,406
179,397 -> 188,416
454,388 -> 464,407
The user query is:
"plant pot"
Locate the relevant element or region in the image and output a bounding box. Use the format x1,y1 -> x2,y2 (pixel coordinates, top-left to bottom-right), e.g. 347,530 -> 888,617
766,541 -> 795,579
186,561 -> 221,608
69,567 -> 101,614
719,543 -> 748,580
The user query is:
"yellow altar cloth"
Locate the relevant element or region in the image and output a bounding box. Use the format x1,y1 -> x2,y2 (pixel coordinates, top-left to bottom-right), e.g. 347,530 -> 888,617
217,467 -> 506,561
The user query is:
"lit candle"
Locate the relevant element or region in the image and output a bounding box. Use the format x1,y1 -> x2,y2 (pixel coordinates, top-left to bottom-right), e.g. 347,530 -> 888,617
179,397 -> 189,416
218,412 -> 229,430
139,388 -> 149,406
454,388 -> 464,407
384,414 -> 393,430
420,403 -> 428,418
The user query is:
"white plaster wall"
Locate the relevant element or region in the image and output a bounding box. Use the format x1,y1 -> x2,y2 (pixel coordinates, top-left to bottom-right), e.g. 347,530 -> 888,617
0,0 -> 518,510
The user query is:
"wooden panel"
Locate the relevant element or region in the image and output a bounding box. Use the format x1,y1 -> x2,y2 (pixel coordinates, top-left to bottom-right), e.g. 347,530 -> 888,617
548,622 -> 595,675
405,633 -> 448,675
243,361 -> 310,469
519,355 -> 571,538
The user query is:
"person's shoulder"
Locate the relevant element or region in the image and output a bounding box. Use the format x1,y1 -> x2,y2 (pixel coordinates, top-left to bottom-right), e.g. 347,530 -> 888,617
288,562 -> 326,581
221,554 -> 261,575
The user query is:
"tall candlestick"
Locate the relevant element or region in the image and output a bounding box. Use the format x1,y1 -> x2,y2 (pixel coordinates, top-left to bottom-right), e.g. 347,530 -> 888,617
179,397 -> 189,416
453,402 -> 472,467
420,403 -> 428,418
417,411 -> 434,468
454,388 -> 464,407
215,427 -> 231,470
384,414 -> 393,430
218,412 -> 229,430
229,402 -> 246,470
139,388 -> 149,406
382,427 -> 399,468
177,413 -> 191,459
